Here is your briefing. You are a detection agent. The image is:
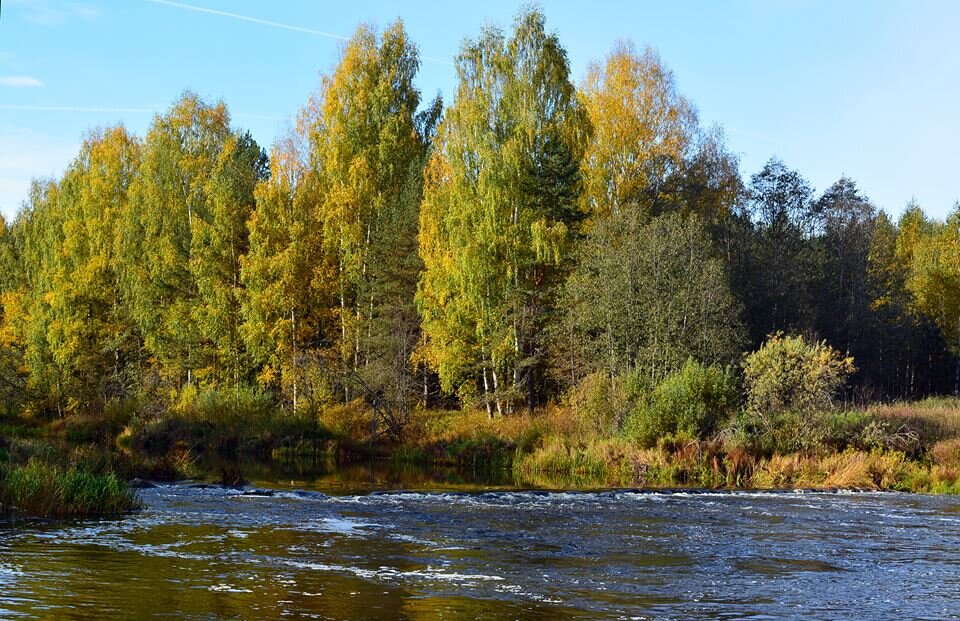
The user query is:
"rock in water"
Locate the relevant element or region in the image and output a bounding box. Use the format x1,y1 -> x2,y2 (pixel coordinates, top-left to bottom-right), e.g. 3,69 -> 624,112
219,465 -> 248,487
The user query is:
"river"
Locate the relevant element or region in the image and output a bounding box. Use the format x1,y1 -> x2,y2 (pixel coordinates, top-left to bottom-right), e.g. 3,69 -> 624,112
1,461 -> 959,620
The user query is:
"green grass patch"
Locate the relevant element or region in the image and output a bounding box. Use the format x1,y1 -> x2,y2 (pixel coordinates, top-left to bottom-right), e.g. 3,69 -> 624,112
0,460 -> 141,518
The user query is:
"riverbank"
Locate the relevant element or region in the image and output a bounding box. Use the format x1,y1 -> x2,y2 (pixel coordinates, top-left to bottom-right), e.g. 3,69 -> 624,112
0,399 -> 960,508
381,398 -> 960,493
2,397 -> 959,518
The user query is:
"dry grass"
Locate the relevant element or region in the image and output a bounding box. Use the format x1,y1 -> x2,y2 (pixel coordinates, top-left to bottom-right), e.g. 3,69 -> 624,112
750,450 -> 916,490
869,397 -> 960,441
930,438 -> 960,466
307,398 -> 960,493
386,403 -> 960,493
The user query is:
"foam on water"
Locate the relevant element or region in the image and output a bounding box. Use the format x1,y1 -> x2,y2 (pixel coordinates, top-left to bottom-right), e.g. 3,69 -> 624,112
297,517 -> 378,535
208,584 -> 253,593
2,478 -> 957,620
287,560 -> 505,584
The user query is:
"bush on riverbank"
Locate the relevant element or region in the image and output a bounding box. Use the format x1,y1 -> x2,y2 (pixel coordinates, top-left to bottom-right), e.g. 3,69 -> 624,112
0,460 -> 140,518
121,387 -> 334,458
2,339 -> 960,496
625,360 -> 737,448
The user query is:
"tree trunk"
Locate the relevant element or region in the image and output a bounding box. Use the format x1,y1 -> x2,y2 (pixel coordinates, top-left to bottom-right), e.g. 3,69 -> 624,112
956,316 -> 960,395
491,367 -> 503,417
527,363 -> 535,415
481,361 -> 493,419
340,285 -> 349,402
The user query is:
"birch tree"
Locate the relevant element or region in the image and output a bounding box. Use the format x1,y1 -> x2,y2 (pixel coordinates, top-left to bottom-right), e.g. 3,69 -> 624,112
417,9 -> 589,415
580,42 -> 697,220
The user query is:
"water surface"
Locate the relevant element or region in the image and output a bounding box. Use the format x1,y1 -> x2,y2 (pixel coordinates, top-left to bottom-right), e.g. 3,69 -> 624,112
2,462 -> 959,620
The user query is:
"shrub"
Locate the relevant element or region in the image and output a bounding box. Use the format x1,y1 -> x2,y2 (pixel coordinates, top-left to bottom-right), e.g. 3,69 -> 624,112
739,333 -> 854,452
320,399 -> 373,440
128,386 -> 328,456
625,359 -> 737,448
567,371 -> 629,439
743,333 -> 855,418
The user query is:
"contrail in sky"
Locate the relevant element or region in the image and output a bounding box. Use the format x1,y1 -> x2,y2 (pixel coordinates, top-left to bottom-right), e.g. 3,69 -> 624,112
145,0 -> 454,66
146,0 -> 349,40
0,104 -> 283,121
0,104 -> 154,113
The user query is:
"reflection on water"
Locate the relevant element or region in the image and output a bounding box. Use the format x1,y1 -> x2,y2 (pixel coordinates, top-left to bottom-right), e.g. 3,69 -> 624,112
2,461 -> 960,620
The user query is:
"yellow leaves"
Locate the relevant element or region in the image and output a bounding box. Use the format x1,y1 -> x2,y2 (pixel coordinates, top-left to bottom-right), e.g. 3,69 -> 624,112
0,291 -> 26,347
256,365 -> 278,389
906,216 -> 960,350
417,8 -> 589,403
581,42 -> 697,219
744,333 -> 856,416
241,20 -> 425,390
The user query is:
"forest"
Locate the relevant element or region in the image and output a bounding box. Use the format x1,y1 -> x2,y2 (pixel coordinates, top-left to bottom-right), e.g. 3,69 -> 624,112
3,9 -> 960,513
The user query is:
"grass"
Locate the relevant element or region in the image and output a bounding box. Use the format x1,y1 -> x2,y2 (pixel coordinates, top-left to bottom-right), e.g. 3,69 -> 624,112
750,450 -> 914,490
869,397 -> 960,445
0,460 -> 141,518
0,432 -> 144,518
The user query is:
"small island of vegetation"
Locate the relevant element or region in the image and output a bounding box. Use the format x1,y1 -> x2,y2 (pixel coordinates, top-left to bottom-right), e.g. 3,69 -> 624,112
3,9 -> 960,518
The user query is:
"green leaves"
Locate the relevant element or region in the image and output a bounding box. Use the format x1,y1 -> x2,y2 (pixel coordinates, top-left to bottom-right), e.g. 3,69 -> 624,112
560,210 -> 745,385
8,128 -> 141,413
626,359 -> 737,448
907,205 -> 960,354
242,20 -> 426,416
0,8 -> 958,426
417,8 -> 588,413
119,93 -> 264,391
316,20 -> 422,371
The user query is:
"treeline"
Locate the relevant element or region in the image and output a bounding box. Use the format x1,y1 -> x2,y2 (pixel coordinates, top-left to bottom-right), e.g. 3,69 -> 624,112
1,10 -> 958,432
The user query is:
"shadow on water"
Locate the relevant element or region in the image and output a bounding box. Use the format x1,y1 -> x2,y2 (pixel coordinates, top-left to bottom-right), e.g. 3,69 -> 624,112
194,454 -> 569,493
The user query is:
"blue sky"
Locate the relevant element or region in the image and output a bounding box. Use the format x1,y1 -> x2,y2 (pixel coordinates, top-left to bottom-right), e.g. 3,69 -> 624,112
0,0 -> 958,221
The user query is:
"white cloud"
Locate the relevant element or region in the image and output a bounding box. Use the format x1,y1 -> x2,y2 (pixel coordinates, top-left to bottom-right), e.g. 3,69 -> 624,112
6,0 -> 102,26
0,128 -> 77,219
0,76 -> 44,87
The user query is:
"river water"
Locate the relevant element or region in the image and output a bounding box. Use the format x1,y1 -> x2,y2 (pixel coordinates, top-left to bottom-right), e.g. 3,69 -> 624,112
1,462 -> 960,620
